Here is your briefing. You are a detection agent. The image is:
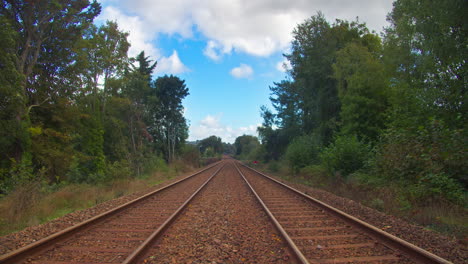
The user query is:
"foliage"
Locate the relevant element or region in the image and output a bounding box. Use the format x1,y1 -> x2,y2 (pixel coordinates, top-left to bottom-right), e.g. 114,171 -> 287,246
0,1 -> 191,192
106,160 -> 132,181
234,135 -> 260,159
410,173 -> 465,205
285,135 -> 321,173
375,119 -> 467,188
261,13 -> 384,162
180,144 -> 201,167
197,136 -> 223,156
384,0 -> 467,129
320,134 -> 371,177
222,143 -> 236,155
259,4 -> 466,206
333,42 -> 389,142
149,75 -> 189,163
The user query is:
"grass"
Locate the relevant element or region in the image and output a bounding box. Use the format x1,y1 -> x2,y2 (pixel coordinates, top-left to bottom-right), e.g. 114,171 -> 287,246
0,161 -> 197,236
254,161 -> 467,239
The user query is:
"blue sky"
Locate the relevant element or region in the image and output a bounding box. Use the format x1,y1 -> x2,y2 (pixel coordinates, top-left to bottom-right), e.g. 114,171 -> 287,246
96,0 -> 394,143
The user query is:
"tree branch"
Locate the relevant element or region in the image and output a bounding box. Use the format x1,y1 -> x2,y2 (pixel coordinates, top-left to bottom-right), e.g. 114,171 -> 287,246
26,97 -> 50,116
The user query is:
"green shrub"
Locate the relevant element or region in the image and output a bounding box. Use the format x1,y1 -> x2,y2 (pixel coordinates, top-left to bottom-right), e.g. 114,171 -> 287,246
285,135 -> 321,173
106,159 -> 132,180
320,134 -> 370,177
267,160 -> 280,172
180,144 -> 201,168
374,118 -> 467,203
410,173 -> 465,205
142,155 -> 169,175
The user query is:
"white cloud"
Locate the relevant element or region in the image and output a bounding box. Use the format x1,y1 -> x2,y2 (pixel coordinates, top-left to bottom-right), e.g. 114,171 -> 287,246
203,40 -> 222,61
276,58 -> 292,72
98,6 -> 160,60
155,50 -> 190,74
108,0 -> 392,61
98,7 -> 189,76
230,64 -> 254,79
189,114 -> 258,143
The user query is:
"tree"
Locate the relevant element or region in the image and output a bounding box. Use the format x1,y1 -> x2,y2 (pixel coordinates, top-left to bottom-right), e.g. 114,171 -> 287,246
333,42 -> 389,142
0,15 -> 26,189
197,136 -> 223,156
374,0 -> 468,189
132,51 -> 157,85
149,75 -> 189,163
384,0 -> 467,128
76,21 -> 129,112
234,135 -> 260,158
284,13 -> 376,144
0,0 -> 101,162
261,14 -> 380,162
257,106 -> 290,161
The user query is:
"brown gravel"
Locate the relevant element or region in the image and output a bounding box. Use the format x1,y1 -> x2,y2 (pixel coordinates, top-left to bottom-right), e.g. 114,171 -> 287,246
21,163 -> 220,263
143,161 -> 293,264
1,160 -> 466,264
0,164 -> 217,256
244,164 -> 467,264
239,164 -> 413,263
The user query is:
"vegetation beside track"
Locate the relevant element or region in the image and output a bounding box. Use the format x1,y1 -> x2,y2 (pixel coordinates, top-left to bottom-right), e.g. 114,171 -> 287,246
242,160 -> 467,239
0,159 -> 198,236
234,0 -> 467,239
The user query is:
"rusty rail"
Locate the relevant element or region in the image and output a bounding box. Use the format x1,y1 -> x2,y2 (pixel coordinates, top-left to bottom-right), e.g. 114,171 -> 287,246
238,162 -> 452,264
234,163 -> 310,264
0,161 -> 223,264
123,163 -> 225,263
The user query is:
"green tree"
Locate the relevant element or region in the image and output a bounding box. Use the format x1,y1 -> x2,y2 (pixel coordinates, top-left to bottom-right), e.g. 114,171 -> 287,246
333,42 -> 389,142
375,0 -> 468,190
132,51 -> 157,85
286,14 -> 372,144
261,13 -> 380,162
384,0 -> 467,128
149,75 -> 189,163
234,135 -> 260,159
0,0 -> 101,162
198,136 -> 223,156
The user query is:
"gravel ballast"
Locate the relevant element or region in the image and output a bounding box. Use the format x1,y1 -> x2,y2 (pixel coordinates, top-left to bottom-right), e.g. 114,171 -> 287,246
0,160 -> 465,263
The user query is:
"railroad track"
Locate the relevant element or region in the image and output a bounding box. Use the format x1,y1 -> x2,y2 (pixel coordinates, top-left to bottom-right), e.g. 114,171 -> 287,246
0,159 -> 453,263
234,162 -> 452,264
0,161 -> 224,264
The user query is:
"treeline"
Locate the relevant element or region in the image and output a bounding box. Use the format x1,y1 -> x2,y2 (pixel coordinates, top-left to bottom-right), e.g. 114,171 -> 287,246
256,0 -> 466,204
0,0 -> 189,193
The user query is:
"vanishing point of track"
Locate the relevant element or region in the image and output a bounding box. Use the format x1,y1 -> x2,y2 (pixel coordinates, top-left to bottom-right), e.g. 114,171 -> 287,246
0,159 -> 452,263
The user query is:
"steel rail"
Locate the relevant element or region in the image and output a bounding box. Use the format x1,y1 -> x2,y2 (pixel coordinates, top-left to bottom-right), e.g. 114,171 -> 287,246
0,161 -> 223,264
233,162 -> 310,264
123,163 -> 225,263
238,162 -> 452,264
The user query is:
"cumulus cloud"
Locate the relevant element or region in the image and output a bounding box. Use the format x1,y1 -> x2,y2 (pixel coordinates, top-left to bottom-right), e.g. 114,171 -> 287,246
203,40 -> 223,62
230,64 -> 254,79
189,114 -> 258,143
155,50 -> 190,74
107,0 -> 392,61
98,7 -> 189,75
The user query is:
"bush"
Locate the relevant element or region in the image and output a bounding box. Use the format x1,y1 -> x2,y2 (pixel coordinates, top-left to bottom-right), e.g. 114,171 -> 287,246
410,173 -> 465,205
180,144 -> 200,168
285,135 -> 321,173
142,155 -> 169,175
374,118 -> 467,206
320,134 -> 370,177
106,159 -> 132,180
